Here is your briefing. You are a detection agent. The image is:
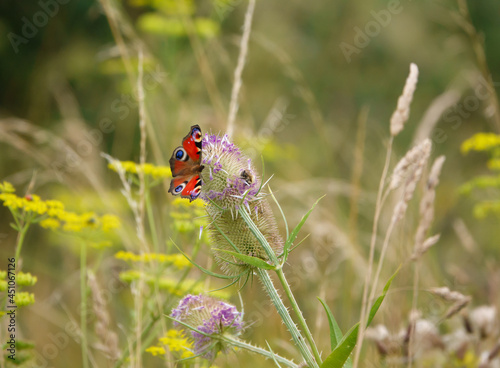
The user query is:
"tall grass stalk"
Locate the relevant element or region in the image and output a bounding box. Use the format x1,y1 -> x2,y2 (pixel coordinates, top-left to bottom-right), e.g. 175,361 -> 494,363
352,136 -> 393,368
226,0 -> 256,138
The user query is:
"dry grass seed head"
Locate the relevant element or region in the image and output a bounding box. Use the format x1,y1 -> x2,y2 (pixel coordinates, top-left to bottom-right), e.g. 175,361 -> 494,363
390,63 -> 419,136
88,271 -> 120,360
391,139 -> 432,223
412,156 -> 446,260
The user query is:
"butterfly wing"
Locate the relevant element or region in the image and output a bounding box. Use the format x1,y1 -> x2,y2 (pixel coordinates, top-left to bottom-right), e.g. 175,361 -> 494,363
169,175 -> 202,201
182,125 -> 202,162
168,125 -> 204,201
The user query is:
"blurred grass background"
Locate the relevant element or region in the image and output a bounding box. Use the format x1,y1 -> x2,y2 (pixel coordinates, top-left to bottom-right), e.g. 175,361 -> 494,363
1,0 -> 500,366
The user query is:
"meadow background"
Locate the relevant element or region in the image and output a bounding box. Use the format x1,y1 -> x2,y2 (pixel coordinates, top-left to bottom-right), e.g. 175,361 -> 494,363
0,0 -> 499,367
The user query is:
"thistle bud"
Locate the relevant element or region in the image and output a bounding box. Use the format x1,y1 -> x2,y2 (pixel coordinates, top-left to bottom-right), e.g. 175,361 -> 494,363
200,134 -> 283,276
171,294 -> 243,360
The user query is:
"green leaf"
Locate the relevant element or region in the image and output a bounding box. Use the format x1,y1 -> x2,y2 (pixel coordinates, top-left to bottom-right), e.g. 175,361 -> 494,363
320,268 -> 399,368
213,248 -> 275,270
284,195 -> 325,260
269,186 -> 289,241
317,297 -> 342,351
170,240 -> 238,279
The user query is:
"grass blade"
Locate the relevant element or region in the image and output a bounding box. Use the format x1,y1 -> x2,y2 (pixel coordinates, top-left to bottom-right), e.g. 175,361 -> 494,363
320,268 -> 399,368
284,195 -> 325,260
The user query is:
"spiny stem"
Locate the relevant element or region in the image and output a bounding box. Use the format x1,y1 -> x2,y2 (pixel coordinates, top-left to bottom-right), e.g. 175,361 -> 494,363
221,334 -> 299,368
276,268 -> 322,365
257,268 -> 319,368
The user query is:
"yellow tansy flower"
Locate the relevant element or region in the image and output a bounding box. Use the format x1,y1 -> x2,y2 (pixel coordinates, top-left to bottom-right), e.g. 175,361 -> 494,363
14,292 -> 35,307
108,160 -> 171,179
40,218 -> 61,230
159,329 -> 193,359
145,346 -> 166,356
0,181 -> 15,193
461,132 -> 500,154
17,272 -> 37,287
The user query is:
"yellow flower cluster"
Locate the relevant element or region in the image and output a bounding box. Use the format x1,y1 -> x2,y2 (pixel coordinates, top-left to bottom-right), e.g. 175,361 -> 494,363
115,251 -> 191,270
461,132 -> 500,154
107,161 -> 172,179
39,211 -> 120,233
16,272 -> 38,287
473,201 -> 500,219
0,181 -> 120,233
14,292 -> 35,307
459,175 -> 500,195
170,197 -> 208,236
118,270 -> 229,299
146,329 -> 193,359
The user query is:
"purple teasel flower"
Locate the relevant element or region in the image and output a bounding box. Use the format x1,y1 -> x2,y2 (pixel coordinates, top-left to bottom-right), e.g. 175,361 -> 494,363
171,294 -> 244,360
198,132 -> 284,276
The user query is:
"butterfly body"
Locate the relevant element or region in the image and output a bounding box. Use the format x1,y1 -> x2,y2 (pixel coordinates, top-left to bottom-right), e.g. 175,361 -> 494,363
169,125 -> 204,201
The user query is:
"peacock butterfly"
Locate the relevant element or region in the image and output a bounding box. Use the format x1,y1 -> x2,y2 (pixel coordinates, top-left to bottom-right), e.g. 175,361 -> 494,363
168,125 -> 204,201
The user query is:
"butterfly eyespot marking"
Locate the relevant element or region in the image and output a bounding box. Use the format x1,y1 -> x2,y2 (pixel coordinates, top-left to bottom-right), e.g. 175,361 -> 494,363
174,183 -> 186,194
192,127 -> 202,142
174,148 -> 188,161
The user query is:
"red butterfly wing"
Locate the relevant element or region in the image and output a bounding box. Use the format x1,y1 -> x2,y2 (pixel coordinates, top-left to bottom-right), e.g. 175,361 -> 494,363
168,125 -> 204,201
168,175 -> 202,201
182,125 -> 202,162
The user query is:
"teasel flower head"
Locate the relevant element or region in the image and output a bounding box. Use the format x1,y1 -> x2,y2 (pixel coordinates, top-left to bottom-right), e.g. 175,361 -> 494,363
171,294 -> 244,360
200,133 -> 283,276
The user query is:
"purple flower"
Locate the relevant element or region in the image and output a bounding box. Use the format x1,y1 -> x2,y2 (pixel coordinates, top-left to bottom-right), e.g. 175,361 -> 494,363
198,132 -> 284,276
171,294 -> 243,360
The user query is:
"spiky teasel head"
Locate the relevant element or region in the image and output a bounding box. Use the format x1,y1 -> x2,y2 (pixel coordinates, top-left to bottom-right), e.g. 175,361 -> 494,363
171,294 -> 244,360
200,133 -> 283,276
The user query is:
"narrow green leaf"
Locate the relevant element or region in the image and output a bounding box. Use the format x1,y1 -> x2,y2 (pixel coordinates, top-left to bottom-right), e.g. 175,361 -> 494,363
317,297 -> 342,351
213,248 -> 275,270
320,268 -> 399,368
284,195 -> 325,260
366,266 -> 400,326
266,340 -> 284,368
170,240 -> 238,279
268,185 -> 289,241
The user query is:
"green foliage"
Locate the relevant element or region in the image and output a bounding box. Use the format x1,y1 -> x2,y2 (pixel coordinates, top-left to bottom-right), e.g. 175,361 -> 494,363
320,269 -> 398,368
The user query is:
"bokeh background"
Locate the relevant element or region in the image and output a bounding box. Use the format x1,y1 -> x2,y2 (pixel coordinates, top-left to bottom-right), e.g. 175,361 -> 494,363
1,0 -> 500,367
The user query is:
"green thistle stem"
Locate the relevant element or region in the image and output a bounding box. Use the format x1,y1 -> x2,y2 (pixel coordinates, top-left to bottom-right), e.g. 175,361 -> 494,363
257,268 -> 319,368
238,208 -> 279,266
220,334 -> 299,368
276,268 -> 322,365
238,207 -> 321,364
80,241 -> 89,368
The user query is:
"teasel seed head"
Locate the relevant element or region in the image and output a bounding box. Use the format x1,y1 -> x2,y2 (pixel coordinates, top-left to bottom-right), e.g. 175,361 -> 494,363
200,133 -> 283,276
